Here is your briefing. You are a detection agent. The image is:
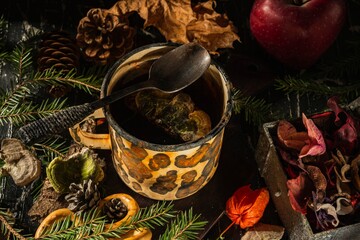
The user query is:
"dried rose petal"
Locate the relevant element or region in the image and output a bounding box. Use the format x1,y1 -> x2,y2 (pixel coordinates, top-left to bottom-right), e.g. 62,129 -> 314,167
327,96 -> 359,155
277,120 -> 308,152
226,185 -> 269,229
299,113 -> 326,158
287,172 -> 315,214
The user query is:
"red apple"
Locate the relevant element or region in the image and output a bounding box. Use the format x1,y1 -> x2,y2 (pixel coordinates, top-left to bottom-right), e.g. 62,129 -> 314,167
249,0 -> 347,70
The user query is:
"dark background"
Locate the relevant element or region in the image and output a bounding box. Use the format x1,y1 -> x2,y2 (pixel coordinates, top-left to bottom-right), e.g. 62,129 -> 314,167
0,0 -> 359,239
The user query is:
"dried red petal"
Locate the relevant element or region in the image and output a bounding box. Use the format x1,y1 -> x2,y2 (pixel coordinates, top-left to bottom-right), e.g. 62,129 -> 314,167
287,172 -> 315,214
299,113 -> 326,158
327,96 -> 359,155
226,185 -> 269,229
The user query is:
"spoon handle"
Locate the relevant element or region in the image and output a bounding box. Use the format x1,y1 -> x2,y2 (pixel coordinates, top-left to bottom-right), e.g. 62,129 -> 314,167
15,80 -> 155,144
15,103 -> 95,144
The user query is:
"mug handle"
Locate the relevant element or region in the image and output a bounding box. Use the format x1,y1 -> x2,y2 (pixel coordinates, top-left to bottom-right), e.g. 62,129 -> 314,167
69,108 -> 111,150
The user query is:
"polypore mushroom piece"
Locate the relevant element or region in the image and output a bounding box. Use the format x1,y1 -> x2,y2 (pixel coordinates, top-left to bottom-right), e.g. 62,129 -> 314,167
46,147 -> 104,193
0,138 -> 41,186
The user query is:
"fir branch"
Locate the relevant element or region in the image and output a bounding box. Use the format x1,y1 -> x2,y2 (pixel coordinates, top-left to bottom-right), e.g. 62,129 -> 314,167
159,208 -> 207,240
31,136 -> 69,164
0,209 -> 25,240
0,98 -> 68,127
0,195 -> 204,240
232,89 -> 272,125
131,201 -> 177,229
7,44 -> 34,80
32,68 -> 102,95
0,51 -> 7,60
275,75 -> 360,98
314,53 -> 360,79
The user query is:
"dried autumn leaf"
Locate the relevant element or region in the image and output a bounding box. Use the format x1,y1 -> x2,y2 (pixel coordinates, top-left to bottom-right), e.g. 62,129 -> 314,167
111,0 -> 239,52
187,0 -> 240,52
241,223 -> 285,240
226,185 -> 269,229
299,113 -> 326,158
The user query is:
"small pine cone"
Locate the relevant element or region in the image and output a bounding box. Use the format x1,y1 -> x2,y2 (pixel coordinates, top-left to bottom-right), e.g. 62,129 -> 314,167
76,8 -> 135,65
37,30 -> 80,72
103,198 -> 128,220
65,179 -> 101,212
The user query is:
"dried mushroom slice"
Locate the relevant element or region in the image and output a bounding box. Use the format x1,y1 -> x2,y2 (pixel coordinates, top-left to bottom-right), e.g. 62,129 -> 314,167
0,138 -> 41,186
46,147 -> 104,193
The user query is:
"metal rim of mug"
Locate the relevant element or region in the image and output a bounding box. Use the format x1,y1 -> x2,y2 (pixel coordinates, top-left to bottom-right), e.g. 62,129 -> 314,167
102,42 -> 233,151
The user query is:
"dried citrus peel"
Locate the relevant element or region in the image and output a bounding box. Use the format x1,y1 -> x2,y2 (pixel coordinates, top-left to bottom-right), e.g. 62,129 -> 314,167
98,193 -> 140,230
34,208 -> 74,238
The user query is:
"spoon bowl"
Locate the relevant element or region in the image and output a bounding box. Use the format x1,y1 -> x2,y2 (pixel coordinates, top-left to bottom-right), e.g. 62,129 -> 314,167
91,42 -> 211,109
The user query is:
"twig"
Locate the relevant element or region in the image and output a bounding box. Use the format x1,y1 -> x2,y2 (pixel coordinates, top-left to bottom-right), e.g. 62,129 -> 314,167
0,214 -> 26,240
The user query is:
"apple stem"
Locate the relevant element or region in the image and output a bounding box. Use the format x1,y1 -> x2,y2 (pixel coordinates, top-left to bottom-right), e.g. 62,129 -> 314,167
293,0 -> 310,5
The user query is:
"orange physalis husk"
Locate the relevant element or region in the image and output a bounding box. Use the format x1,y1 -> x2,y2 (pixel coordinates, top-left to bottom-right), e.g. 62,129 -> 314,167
226,185 -> 270,229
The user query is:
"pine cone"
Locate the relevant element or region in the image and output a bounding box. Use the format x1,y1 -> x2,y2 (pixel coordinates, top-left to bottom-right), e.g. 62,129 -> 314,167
65,179 -> 101,212
37,30 -> 80,72
103,198 -> 128,220
37,30 -> 81,97
76,8 -> 135,65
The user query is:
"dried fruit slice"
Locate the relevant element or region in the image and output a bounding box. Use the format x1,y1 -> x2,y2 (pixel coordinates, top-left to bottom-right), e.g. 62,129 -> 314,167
35,208 -> 74,238
98,193 -> 152,240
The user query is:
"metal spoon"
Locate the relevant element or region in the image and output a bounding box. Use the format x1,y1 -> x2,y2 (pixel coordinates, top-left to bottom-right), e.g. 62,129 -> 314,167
15,42 -> 211,144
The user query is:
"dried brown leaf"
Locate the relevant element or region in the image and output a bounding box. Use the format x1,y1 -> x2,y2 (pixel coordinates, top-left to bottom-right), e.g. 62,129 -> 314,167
111,0 -> 239,52
187,0 -> 240,52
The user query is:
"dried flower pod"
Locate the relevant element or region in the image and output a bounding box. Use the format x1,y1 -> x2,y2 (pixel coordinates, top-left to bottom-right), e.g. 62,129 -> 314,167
334,197 -> 353,215
351,154 -> 360,191
0,138 -> 41,186
46,147 -> 104,193
304,165 -> 327,202
76,8 -> 135,65
334,164 -> 351,183
315,203 -> 339,228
